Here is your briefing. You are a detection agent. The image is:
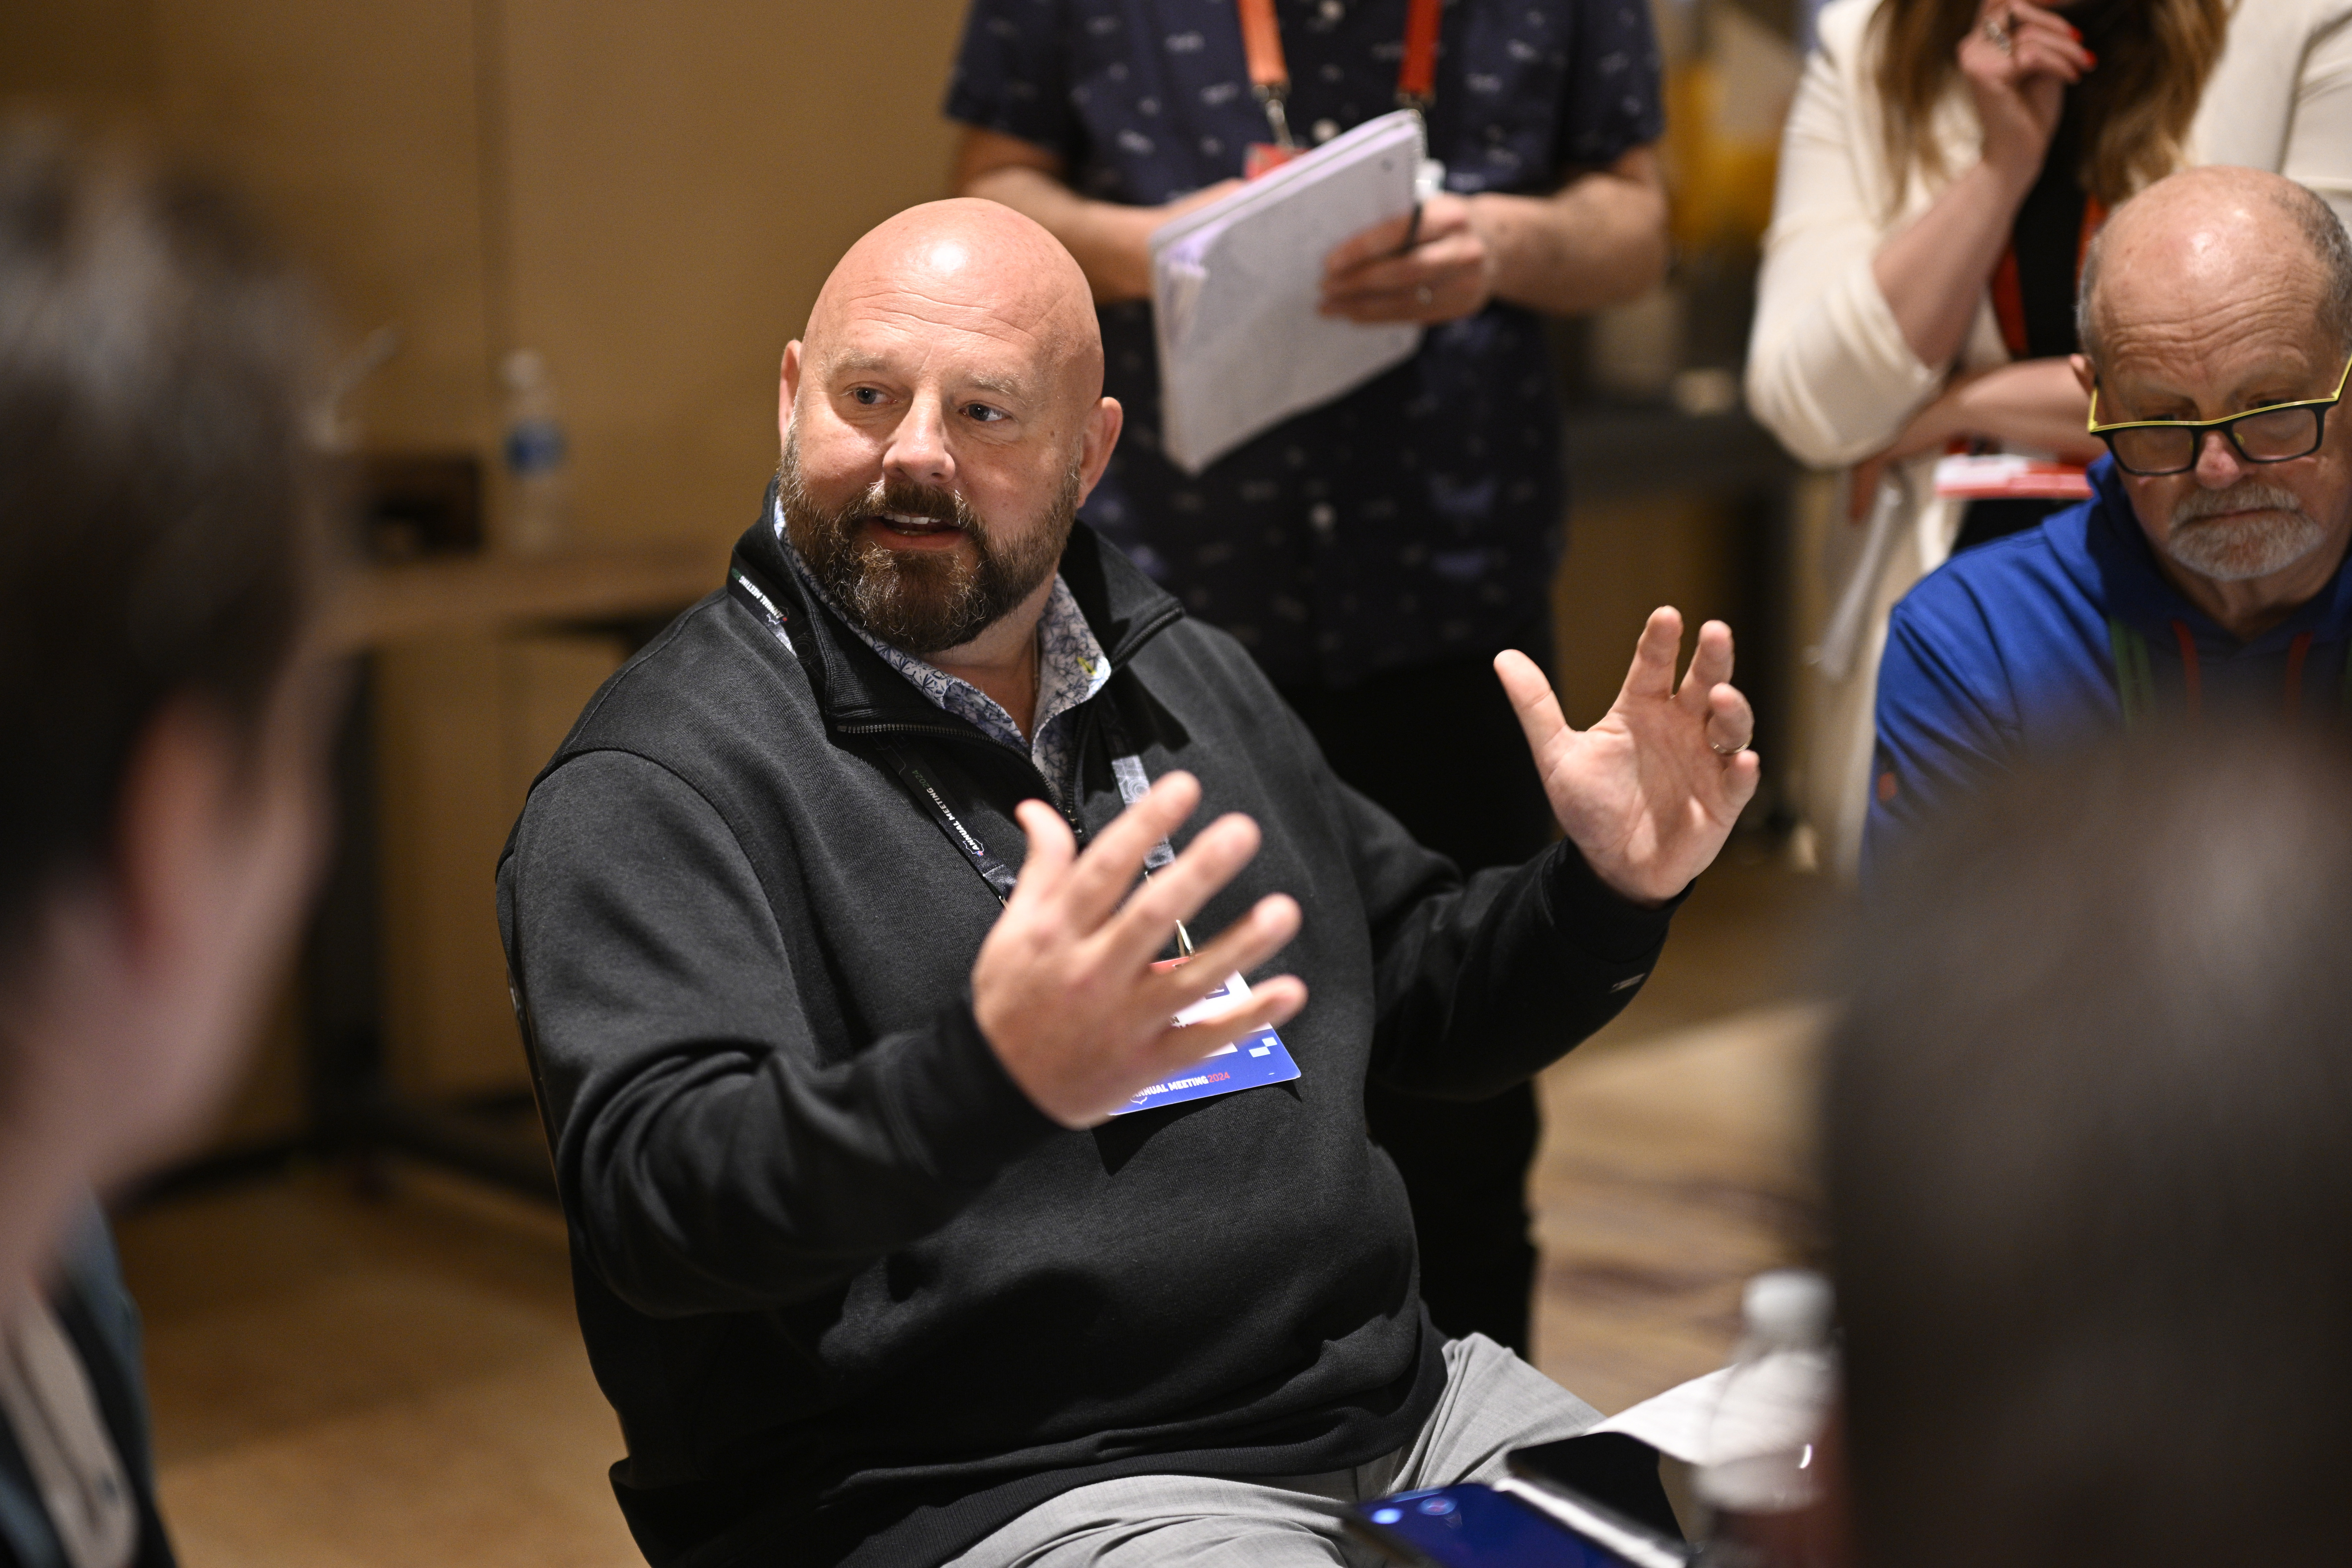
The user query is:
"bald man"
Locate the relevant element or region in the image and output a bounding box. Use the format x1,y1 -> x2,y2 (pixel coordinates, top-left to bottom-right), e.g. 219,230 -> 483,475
1865,166 -> 2352,877
498,199 -> 1754,1567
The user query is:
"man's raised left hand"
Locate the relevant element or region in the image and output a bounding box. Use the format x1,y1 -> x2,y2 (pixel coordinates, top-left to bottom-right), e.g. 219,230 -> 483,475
1496,608 -> 1758,905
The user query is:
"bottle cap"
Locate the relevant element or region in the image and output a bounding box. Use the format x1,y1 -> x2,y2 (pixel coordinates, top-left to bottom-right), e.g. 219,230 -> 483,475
1742,1269 -> 1833,1351
503,348 -> 546,392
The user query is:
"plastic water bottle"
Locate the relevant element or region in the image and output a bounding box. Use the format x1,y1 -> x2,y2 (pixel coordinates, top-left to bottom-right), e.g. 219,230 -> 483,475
1695,1270 -> 1837,1567
500,348 -> 569,556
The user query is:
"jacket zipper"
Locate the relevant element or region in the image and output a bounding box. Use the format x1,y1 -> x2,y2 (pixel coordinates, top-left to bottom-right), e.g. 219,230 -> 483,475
838,718 -> 1089,843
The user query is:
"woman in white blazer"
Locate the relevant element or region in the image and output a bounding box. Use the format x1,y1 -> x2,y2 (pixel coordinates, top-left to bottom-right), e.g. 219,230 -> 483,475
1747,0 -> 2352,874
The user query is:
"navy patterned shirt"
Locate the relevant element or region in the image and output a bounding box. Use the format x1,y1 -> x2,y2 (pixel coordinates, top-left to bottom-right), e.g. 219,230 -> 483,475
947,0 -> 1663,687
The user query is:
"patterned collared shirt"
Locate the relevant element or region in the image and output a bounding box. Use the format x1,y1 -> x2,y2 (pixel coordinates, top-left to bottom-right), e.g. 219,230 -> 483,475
777,508 -> 1112,806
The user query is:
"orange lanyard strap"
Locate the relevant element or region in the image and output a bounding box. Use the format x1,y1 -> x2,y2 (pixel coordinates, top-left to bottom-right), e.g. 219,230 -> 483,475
1238,0 -> 1290,92
1397,0 -> 1443,110
1236,0 -> 1297,146
1234,0 -> 1445,146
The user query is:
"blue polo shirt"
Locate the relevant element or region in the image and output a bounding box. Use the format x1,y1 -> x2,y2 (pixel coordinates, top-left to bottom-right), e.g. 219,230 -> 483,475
946,0 -> 1663,687
1866,456 -> 2352,880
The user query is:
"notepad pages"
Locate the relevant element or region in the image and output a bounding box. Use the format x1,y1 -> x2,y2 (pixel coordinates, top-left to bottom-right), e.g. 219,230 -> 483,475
1150,110 -> 1427,476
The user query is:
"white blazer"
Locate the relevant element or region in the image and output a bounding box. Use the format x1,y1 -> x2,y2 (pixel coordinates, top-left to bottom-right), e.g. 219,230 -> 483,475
1745,0 -> 2352,873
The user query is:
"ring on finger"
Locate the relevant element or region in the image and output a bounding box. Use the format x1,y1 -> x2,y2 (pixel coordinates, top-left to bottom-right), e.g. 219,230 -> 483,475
1980,11 -> 2012,50
1710,739 -> 1746,759
1414,284 -> 1435,306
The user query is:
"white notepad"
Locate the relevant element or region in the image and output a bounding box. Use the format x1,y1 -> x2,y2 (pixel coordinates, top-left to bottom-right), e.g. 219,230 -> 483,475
1149,110 -> 1427,475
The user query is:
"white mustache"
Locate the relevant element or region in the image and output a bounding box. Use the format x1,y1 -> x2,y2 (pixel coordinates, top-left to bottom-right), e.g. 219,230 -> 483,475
2172,482 -> 2308,529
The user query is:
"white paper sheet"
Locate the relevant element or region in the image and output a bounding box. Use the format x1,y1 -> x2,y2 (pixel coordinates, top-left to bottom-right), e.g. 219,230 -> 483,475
1149,110 -> 1426,475
1588,1350 -> 1835,1467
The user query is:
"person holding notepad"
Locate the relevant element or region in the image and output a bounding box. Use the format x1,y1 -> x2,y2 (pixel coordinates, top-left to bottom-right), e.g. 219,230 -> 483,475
947,0 -> 1670,1361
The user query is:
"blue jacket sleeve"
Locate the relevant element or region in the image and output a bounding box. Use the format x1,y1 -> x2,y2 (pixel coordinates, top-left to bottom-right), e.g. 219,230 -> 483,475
1862,576 -> 2026,888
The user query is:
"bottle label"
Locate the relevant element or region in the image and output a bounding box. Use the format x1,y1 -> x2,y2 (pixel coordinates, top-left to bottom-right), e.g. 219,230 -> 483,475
505,419 -> 567,476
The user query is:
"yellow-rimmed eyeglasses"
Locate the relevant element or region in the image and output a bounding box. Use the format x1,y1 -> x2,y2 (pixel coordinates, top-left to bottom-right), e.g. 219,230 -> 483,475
2087,352 -> 2352,477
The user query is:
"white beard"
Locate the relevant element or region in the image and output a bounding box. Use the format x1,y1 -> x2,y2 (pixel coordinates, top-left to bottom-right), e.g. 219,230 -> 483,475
2163,482 -> 2330,583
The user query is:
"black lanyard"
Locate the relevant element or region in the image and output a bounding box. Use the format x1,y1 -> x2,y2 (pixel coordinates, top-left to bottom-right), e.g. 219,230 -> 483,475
872,698 -> 1178,916
729,565 -> 796,655
731,565 -> 1021,903
1096,698 -> 1193,954
730,565 -> 1174,918
885,699 -> 1187,950
875,740 -> 1021,903
1095,697 -> 1176,873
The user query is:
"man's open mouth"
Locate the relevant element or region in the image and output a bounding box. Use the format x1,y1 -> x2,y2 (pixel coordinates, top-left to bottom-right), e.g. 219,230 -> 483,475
871,509 -> 962,538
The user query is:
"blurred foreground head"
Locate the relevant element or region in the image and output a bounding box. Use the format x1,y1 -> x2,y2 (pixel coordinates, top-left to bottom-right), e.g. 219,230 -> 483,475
0,123 -> 331,1282
1829,726 -> 2352,1568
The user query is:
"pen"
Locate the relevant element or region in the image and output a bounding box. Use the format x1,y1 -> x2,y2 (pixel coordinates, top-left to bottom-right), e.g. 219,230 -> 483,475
1396,201 -> 1423,255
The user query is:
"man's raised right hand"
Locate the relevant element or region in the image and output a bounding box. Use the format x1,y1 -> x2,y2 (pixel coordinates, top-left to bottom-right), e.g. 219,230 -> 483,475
972,771 -> 1307,1128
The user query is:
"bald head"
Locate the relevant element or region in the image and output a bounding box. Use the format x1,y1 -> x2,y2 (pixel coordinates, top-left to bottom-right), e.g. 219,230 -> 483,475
2078,168 -> 2352,369
805,198 -> 1103,411
775,199 -> 1124,659
2071,168 -> 2352,631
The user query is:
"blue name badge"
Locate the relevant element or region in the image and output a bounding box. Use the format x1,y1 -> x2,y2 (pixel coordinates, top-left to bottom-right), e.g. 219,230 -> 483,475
1110,969 -> 1302,1116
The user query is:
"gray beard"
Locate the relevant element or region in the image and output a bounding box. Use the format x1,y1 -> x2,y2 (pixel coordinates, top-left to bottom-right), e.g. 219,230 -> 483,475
778,434 -> 1078,655
2163,482 -> 2331,584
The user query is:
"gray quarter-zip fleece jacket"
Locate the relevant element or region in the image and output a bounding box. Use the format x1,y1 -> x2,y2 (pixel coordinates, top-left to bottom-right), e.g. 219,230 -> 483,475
496,489 -> 1676,1568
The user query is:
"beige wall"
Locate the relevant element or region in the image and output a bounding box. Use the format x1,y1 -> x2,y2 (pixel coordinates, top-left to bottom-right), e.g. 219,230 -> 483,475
1553,495 -> 1745,733
496,0 -> 973,547
375,633 -> 625,1095
8,0 -> 973,544
152,0 -> 499,459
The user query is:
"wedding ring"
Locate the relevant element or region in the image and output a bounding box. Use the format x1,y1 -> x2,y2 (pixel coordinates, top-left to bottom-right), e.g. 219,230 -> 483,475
1710,739 -> 1745,758
1981,12 -> 2012,51
1414,284 -> 1435,306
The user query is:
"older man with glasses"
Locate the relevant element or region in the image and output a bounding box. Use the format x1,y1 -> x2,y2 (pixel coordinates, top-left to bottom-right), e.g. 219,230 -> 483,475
1862,165 -> 2352,879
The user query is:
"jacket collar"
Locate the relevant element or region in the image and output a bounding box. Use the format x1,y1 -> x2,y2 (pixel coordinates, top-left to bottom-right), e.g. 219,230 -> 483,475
2051,455 -> 2352,655
730,480 -> 1186,735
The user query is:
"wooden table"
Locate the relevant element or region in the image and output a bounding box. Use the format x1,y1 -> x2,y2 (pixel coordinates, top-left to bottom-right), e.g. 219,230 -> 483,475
295,544 -> 723,1203
323,541 -> 722,654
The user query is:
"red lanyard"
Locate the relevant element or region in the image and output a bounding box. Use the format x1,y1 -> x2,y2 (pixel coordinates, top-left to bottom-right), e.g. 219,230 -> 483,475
2111,617 -> 2331,726
1236,0 -> 1445,151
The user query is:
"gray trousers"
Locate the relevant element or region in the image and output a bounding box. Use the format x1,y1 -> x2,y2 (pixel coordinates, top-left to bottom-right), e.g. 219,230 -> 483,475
945,1335 -> 1602,1567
